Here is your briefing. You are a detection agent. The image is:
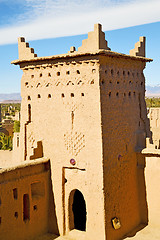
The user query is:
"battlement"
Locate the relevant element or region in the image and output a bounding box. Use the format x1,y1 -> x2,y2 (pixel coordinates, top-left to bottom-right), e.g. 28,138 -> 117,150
18,37 -> 37,60
130,36 -> 146,57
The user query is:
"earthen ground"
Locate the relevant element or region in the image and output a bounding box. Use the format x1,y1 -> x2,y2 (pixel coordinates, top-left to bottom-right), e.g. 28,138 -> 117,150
33,225 -> 160,240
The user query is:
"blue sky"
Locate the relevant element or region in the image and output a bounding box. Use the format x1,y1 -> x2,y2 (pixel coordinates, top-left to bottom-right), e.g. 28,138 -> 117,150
0,0 -> 160,93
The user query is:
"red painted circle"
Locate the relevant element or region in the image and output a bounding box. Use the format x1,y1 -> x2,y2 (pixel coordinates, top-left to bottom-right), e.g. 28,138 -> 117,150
70,159 -> 76,165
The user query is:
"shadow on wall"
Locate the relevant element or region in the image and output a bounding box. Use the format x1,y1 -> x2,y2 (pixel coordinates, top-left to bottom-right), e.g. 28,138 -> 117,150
30,141 -> 43,160
47,161 -> 60,236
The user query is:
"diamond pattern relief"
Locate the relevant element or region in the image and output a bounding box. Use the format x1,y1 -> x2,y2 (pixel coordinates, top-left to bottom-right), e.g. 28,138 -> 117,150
64,131 -> 85,156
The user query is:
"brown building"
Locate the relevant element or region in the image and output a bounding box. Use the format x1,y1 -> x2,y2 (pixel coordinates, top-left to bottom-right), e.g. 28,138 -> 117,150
1,24 -> 159,240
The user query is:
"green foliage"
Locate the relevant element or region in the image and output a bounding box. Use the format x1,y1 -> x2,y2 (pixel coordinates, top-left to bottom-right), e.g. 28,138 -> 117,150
145,97 -> 160,108
0,133 -> 12,150
13,120 -> 20,132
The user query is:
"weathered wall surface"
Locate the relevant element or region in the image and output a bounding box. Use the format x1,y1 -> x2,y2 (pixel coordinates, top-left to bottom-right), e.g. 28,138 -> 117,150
0,150 -> 13,168
148,108 -> 160,148
145,157 -> 160,227
100,56 -> 148,239
0,158 -> 59,240
19,56 -> 106,239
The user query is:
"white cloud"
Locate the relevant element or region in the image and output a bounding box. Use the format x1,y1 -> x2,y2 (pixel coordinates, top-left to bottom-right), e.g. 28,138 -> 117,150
0,0 -> 160,45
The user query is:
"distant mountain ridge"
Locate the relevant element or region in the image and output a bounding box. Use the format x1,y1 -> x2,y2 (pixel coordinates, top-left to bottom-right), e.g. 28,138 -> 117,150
146,85 -> 160,97
0,93 -> 21,103
0,87 -> 159,101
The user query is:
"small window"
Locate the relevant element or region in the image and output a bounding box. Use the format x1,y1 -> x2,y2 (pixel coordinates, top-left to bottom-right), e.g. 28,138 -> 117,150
141,82 -> 143,86
36,83 -> 40,88
92,69 -> 96,73
109,92 -> 111,97
23,194 -> 30,221
129,92 -> 131,97
105,70 -> 107,74
77,70 -> 80,74
90,80 -> 94,84
48,73 -> 51,77
117,81 -> 119,84
40,73 -> 42,77
117,71 -> 119,75
14,212 -> 18,218
81,93 -> 84,96
38,94 -> 41,98
25,82 -> 28,86
0,217 -> 1,224
57,72 -> 60,76
129,81 -> 132,84
62,93 -> 65,98
48,94 -> 51,98
124,93 -> 126,97
13,188 -> 18,199
123,71 -> 125,76
128,71 -> 130,76
101,80 -> 104,85
71,93 -> 74,97
28,96 -> 31,100
31,75 -> 34,78
116,92 -> 119,97
111,69 -> 113,75
46,83 -> 50,87
33,205 -> 37,211
66,71 -> 70,75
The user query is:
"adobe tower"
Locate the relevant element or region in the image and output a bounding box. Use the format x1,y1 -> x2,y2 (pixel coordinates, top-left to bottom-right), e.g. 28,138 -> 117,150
12,24 -> 152,240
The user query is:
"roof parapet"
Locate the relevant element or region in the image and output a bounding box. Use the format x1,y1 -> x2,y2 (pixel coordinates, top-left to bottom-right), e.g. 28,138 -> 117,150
130,36 -> 146,57
78,23 -> 110,52
18,37 -> 37,60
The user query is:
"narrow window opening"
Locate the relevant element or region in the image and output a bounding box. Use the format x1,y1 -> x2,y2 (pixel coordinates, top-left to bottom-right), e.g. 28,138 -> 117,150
28,96 -> 31,100
13,188 -> 18,199
124,93 -> 126,97
71,93 -> 74,97
57,72 -> 60,76
81,93 -> 84,97
62,93 -> 65,98
40,73 -> 42,77
48,73 -> 51,77
31,75 -> 34,78
92,69 -> 96,73
14,212 -> 18,218
77,70 -> 80,74
17,136 -> 19,147
66,71 -> 70,75
46,83 -> 50,87
25,82 -> 28,86
123,71 -> 125,76
105,70 -> 107,74
23,194 -> 30,221
0,217 -> 1,224
128,71 -> 130,76
48,94 -> 51,98
111,69 -> 113,75
129,81 -> 132,84
109,92 -> 111,97
33,205 -> 37,211
116,92 -> 119,97
129,92 -> 131,97
117,71 -> 119,75
38,94 -> 41,98
117,81 -> 119,84
36,83 -> 40,88
141,82 -> 143,86
28,104 -> 31,122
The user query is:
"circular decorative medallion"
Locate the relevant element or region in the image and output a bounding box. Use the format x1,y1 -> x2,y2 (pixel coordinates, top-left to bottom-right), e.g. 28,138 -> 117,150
70,158 -> 76,165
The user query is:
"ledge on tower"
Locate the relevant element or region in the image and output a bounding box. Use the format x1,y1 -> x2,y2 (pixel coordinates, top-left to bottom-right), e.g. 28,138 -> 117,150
18,37 -> 37,60
78,23 -> 111,52
130,36 -> 146,57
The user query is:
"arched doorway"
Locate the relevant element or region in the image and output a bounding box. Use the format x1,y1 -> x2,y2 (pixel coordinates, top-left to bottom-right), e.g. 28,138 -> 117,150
69,189 -> 86,231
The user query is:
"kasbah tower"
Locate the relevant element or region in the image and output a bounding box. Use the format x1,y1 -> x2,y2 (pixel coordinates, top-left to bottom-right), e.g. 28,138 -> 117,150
12,24 -> 152,240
